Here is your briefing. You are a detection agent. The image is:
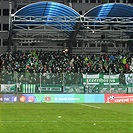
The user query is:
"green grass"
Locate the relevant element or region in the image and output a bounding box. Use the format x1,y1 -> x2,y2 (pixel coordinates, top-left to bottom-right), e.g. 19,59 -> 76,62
0,103 -> 133,133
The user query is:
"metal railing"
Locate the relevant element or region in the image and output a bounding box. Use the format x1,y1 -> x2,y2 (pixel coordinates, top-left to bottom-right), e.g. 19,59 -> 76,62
0,72 -> 133,94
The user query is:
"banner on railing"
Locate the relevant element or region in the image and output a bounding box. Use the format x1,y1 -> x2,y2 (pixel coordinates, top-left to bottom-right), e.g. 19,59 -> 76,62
21,84 -> 36,93
63,85 -> 84,93
38,85 -> 62,92
83,74 -> 133,93
83,74 -> 119,85
125,73 -> 133,85
0,84 -> 16,92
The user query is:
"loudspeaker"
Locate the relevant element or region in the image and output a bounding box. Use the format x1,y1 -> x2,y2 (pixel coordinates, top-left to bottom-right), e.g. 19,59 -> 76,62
101,43 -> 108,53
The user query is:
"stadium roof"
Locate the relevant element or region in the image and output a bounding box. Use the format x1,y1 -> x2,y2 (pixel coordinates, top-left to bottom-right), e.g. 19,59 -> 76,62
14,1 -> 80,32
84,3 -> 133,17
11,2 -> 133,43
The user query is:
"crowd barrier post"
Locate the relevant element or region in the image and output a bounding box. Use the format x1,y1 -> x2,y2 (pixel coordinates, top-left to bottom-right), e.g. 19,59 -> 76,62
39,72 -> 42,93
109,67 -> 111,93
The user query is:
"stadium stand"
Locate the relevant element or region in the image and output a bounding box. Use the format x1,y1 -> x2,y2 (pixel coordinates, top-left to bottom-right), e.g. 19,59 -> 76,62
0,49 -> 132,82
0,1 -> 133,94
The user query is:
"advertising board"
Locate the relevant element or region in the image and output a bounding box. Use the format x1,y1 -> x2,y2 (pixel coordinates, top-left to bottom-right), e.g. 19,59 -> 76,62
3,94 -> 17,103
105,94 -> 133,103
2,94 -> 133,103
0,94 -> 104,103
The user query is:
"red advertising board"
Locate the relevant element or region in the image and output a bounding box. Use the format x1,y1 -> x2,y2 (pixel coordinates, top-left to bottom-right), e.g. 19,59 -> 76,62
105,94 -> 133,103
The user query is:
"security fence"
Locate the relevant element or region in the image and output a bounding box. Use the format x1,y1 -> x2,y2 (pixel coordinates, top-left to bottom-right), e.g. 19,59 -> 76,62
0,72 -> 133,94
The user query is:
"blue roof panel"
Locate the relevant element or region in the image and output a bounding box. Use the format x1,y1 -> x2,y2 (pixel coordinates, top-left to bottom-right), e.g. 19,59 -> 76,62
14,1 -> 80,32
84,3 -> 133,17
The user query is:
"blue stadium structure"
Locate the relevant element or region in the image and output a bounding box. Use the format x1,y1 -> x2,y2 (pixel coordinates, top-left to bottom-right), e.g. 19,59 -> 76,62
12,2 -> 133,37
84,3 -> 133,17
13,1 -> 80,32
10,2 -> 133,54
83,3 -> 133,31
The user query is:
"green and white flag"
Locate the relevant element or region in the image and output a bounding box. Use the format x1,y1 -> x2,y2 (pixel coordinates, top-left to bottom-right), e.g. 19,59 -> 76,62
0,84 -> 16,92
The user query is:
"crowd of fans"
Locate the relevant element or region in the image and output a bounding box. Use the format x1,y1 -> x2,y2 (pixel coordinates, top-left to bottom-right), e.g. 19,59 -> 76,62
0,49 -> 132,84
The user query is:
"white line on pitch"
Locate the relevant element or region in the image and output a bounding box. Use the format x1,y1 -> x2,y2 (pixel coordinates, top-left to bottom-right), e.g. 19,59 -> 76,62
80,104 -> 101,109
0,120 -> 57,123
0,120 -> 132,123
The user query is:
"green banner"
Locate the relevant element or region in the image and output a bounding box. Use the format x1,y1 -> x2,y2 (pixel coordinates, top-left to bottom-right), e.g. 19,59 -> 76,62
22,84 -> 36,93
0,84 -> 16,92
38,85 -> 62,92
63,85 -> 84,93
83,73 -> 133,94
83,74 -> 119,85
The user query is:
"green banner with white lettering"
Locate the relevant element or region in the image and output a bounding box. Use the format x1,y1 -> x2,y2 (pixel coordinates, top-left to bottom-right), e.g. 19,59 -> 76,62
38,85 -> 62,92
83,73 -> 133,94
83,74 -> 119,85
63,85 -> 84,93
